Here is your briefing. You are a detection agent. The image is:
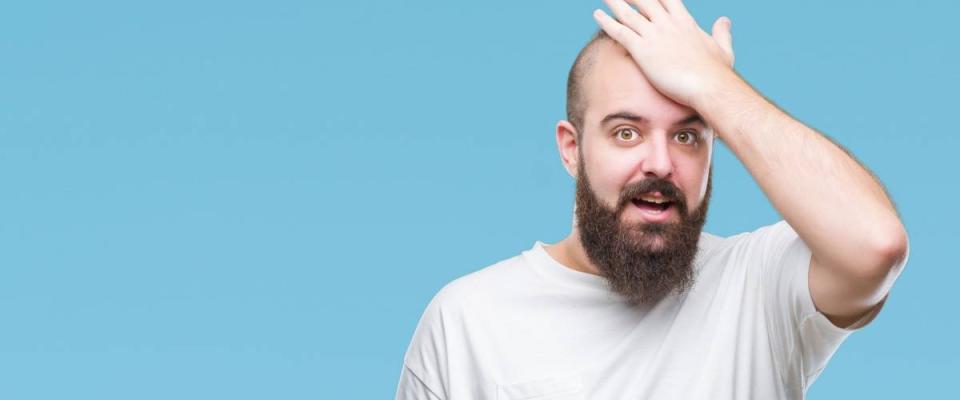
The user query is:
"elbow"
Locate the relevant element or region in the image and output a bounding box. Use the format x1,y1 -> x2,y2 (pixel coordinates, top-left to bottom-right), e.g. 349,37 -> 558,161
870,224 -> 909,273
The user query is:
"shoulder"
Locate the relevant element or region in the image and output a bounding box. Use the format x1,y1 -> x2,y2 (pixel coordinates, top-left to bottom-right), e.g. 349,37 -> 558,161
691,221 -> 803,282
699,221 -> 797,257
429,250 -> 532,311
694,228 -> 744,265
402,249 -> 533,366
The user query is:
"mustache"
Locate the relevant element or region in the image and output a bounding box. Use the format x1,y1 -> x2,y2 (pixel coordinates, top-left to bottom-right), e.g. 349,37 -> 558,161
617,178 -> 687,214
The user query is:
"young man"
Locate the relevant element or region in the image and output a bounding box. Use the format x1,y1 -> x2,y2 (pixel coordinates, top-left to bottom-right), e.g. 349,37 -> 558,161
397,1 -> 910,398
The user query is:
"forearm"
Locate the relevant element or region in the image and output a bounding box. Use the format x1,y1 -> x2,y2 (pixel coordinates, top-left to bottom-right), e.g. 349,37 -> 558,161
695,74 -> 907,273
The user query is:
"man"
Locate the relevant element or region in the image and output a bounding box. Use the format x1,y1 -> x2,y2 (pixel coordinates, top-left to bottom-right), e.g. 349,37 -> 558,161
397,0 -> 910,398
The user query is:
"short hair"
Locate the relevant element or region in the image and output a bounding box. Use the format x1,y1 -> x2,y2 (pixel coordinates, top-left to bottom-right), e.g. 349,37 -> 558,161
565,29 -> 613,138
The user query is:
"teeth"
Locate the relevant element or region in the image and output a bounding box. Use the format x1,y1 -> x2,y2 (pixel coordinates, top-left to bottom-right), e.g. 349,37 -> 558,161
638,195 -> 669,204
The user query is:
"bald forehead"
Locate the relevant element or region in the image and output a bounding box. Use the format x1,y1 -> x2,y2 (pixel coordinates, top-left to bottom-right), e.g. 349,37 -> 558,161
565,31 -> 670,134
574,37 -> 705,136
566,37 -> 631,128
581,39 -> 639,84
575,37 -> 622,87
580,40 -> 658,116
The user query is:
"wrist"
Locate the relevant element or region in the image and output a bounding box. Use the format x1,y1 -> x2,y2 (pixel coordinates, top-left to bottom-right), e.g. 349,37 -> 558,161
693,71 -> 774,142
693,68 -> 743,105
693,71 -> 764,121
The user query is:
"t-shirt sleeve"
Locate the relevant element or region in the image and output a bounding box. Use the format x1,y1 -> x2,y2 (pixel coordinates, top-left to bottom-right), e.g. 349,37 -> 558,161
396,287 -> 456,400
396,364 -> 444,400
749,220 -> 909,390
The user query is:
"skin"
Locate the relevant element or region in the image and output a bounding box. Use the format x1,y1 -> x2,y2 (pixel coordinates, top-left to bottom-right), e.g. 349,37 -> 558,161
548,38 -> 712,270
548,0 -> 909,328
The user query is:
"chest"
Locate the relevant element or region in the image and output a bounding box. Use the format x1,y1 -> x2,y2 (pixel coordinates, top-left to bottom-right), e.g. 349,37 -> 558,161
460,267 -> 789,398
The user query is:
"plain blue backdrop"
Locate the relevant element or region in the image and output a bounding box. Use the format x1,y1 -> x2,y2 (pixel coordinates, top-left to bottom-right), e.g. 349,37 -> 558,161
1,0 -> 956,398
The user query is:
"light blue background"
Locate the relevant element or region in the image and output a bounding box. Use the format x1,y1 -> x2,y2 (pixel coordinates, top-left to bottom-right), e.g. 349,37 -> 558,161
1,0 -> 956,398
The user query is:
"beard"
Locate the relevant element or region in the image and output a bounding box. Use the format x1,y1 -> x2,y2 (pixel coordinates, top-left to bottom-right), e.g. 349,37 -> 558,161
574,160 -> 712,306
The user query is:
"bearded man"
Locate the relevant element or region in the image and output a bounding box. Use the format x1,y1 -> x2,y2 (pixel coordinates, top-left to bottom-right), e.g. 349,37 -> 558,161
397,1 -> 910,399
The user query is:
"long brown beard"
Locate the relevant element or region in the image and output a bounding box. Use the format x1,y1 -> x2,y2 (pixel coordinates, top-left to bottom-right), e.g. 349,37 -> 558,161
574,160 -> 711,306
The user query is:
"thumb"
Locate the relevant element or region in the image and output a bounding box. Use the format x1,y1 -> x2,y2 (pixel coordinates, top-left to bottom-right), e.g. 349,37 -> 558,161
712,16 -> 735,66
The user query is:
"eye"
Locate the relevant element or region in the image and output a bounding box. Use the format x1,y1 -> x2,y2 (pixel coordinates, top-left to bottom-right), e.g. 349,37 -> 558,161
675,130 -> 700,145
615,128 -> 639,142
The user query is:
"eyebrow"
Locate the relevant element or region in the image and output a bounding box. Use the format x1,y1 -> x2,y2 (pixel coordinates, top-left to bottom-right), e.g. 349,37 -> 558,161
599,111 -> 705,128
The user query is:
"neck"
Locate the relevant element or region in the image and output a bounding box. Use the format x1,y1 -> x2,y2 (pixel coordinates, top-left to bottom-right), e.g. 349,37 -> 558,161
543,230 -> 603,276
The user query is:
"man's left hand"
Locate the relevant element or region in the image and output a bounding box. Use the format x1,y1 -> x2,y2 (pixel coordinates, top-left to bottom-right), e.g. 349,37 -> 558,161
594,0 -> 738,108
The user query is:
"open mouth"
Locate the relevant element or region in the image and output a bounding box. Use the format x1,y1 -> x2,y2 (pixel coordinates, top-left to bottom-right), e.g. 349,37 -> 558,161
630,196 -> 675,214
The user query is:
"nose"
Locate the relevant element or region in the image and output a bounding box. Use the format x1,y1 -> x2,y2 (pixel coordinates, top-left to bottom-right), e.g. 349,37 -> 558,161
641,133 -> 674,178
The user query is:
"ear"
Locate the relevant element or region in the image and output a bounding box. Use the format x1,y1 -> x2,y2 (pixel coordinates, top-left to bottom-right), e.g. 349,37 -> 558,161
556,120 -> 580,179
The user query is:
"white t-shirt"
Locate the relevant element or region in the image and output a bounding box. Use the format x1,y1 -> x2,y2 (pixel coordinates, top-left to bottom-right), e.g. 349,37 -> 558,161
396,220 -> 909,399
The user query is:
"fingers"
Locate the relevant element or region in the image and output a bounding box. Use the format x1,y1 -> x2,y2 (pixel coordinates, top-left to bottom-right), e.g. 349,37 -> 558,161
627,0 -> 668,22
603,0 -> 652,36
660,0 -> 695,22
593,9 -> 642,51
660,0 -> 687,15
711,16 -> 735,66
